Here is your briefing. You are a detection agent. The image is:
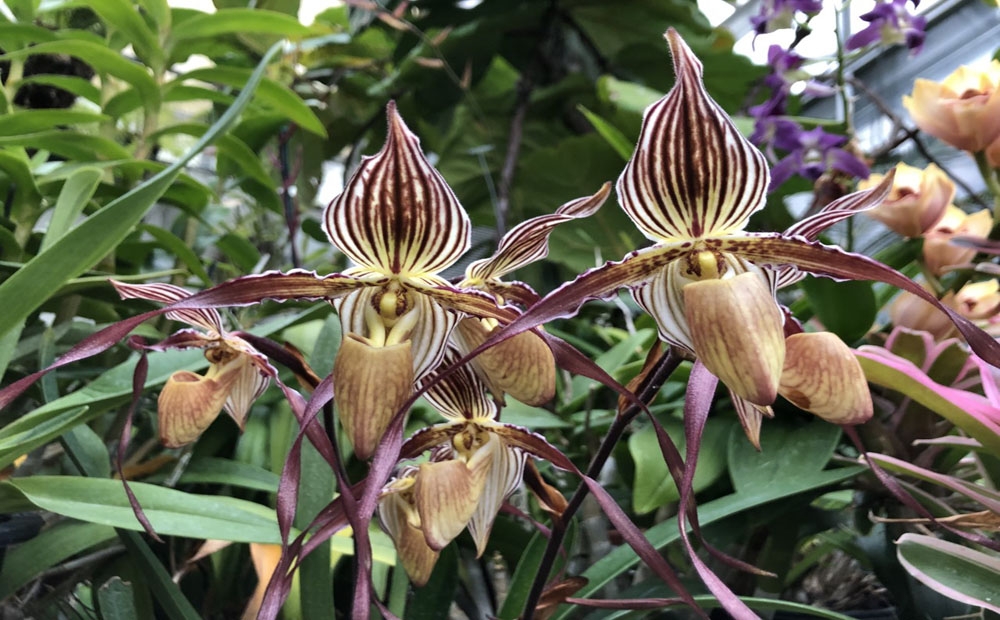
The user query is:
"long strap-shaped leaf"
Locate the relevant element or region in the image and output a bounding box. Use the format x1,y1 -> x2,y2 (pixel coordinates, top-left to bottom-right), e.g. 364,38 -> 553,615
0,40 -> 285,340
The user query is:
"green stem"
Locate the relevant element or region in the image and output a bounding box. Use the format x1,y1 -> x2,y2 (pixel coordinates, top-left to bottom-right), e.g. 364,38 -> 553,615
973,150 -> 1000,233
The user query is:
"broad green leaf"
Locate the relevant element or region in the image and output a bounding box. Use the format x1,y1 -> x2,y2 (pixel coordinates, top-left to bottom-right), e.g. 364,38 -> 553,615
728,422 -> 842,495
61,424 -> 112,479
40,167 -> 103,252
897,533 -> 1000,614
38,0 -> 162,69
0,23 -> 59,48
177,457 -> 280,493
629,416 -> 731,514
96,577 -> 139,620
0,131 -> 132,161
800,276 -> 877,342
578,105 -> 633,161
0,41 -> 284,340
0,40 -> 159,109
501,399 -> 571,429
857,353 -> 1000,455
178,67 -> 326,137
0,150 -> 41,220
148,123 -> 274,186
0,476 -> 284,543
172,8 -> 311,40
139,224 -> 212,285
0,406 -> 91,469
0,521 -> 117,600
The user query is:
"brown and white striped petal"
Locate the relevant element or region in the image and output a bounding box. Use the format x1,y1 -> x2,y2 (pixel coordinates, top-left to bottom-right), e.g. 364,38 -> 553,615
112,280 -> 224,335
323,102 -> 471,277
616,29 -> 768,242
420,346 -> 498,422
463,183 -> 610,284
222,358 -> 270,430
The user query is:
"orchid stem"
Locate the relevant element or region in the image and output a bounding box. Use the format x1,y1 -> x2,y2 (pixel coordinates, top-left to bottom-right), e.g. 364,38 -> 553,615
520,348 -> 683,619
973,151 -> 1000,232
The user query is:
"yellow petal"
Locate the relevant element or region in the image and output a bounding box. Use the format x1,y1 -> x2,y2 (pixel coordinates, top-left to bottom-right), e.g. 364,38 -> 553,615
779,332 -> 873,425
333,335 -> 414,460
683,272 -> 785,405
157,363 -> 241,448
454,318 -> 555,406
414,459 -> 480,551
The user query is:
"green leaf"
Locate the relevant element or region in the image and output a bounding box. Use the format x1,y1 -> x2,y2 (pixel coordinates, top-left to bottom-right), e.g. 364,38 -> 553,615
0,521 -> 117,600
172,8 -> 311,40
0,40 -> 160,110
630,416 -> 730,514
148,122 -> 274,187
0,476 -> 284,543
800,276 -> 877,342
16,74 -> 103,104
0,150 -> 41,220
0,41 -> 284,340
0,131 -> 132,161
139,224 -> 212,285
728,421 -> 842,495
40,167 -> 103,252
177,457 -> 280,493
578,105 -> 634,161
178,67 -> 326,137
897,533 -> 1000,614
496,530 -> 550,619
0,406 -> 91,470
62,424 -> 112,479
39,0 -> 162,69
0,110 -> 108,137
96,577 -> 139,620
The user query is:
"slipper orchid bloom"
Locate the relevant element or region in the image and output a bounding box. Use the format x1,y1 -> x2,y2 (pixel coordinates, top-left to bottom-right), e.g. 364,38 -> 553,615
481,29 -> 1000,441
379,349 -> 552,583
454,183 -> 610,406
112,281 -> 272,447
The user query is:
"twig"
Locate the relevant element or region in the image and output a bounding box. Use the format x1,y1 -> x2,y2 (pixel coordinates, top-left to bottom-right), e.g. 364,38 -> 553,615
38,544 -> 126,578
495,82 -> 532,239
520,348 -> 683,619
278,124 -> 303,268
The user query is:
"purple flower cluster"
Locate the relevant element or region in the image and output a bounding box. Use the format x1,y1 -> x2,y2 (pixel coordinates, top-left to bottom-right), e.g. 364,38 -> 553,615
751,0 -> 823,35
846,0 -> 927,54
749,46 -> 869,191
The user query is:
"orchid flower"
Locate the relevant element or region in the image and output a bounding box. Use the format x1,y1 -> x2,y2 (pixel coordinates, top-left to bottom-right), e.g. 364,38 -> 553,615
378,348 -> 553,583
478,30 -> 1000,442
112,281 -> 272,447
452,184 -> 610,406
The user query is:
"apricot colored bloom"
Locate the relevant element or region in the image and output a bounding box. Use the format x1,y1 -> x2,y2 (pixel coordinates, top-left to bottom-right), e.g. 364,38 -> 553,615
903,60 -> 1000,152
112,281 -> 272,447
860,162 -> 953,237
923,205 -> 992,275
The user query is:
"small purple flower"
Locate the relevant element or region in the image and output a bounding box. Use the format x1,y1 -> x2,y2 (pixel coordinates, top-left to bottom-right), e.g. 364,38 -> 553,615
769,123 -> 870,189
846,0 -> 927,54
751,0 -> 824,34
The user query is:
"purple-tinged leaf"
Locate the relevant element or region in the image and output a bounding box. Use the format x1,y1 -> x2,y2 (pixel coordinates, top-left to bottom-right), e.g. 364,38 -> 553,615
866,453 -> 1000,515
896,533 -> 1000,614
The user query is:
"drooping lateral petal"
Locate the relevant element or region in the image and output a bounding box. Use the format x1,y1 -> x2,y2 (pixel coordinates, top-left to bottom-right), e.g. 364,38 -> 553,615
730,393 -> 772,450
418,282 -> 521,325
467,436 -> 527,557
463,183 -> 611,283
420,347 -> 499,422
112,280 -> 224,334
631,263 -> 692,353
616,30 -> 768,242
323,102 -> 471,276
713,234 -> 1000,366
170,270 -> 370,309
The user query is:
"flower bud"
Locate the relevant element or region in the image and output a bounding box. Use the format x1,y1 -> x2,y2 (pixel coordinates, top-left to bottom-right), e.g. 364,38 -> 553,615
890,288 -> 956,340
333,335 -> 414,460
779,332 -> 873,425
861,163 -> 953,237
903,61 -> 1000,152
952,280 -> 1000,320
454,318 -> 555,406
922,206 -> 991,275
683,272 -> 786,406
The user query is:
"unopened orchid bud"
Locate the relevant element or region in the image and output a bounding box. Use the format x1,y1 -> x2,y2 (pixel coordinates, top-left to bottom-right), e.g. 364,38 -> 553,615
683,272 -> 786,406
890,289 -> 956,340
922,206 -> 991,275
861,163 -> 953,237
333,335 -> 414,460
779,332 -> 873,425
157,358 -> 244,448
454,318 -> 555,406
903,60 -> 1000,152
